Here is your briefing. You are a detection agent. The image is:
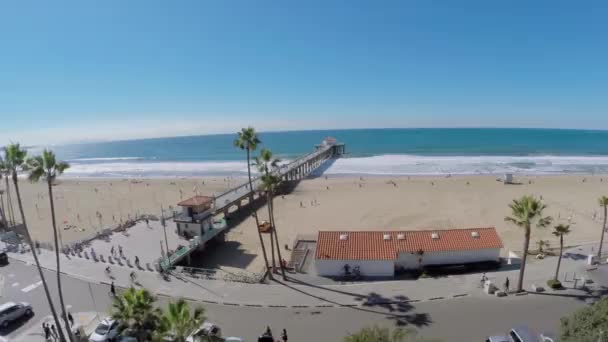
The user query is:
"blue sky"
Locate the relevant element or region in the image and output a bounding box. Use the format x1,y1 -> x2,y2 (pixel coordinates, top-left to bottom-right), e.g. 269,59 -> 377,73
1,1 -> 607,144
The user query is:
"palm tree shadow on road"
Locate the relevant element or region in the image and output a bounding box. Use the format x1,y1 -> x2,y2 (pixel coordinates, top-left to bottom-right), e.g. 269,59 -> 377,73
274,278 -> 432,327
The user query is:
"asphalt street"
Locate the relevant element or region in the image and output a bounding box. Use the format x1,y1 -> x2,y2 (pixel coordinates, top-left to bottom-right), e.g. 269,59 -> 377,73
0,259 -> 591,341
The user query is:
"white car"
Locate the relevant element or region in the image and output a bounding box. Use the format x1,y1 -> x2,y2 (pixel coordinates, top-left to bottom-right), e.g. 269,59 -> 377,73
186,322 -> 222,342
0,302 -> 33,328
89,318 -> 120,342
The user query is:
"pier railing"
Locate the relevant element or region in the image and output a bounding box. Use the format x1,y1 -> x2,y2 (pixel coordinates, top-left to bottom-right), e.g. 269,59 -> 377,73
212,144 -> 332,212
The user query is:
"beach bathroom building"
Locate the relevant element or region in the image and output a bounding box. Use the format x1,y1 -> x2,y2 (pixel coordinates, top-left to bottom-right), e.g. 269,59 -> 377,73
314,227 -> 503,278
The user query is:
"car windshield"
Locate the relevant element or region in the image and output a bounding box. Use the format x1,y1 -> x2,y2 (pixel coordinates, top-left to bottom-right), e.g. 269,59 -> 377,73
95,323 -> 110,335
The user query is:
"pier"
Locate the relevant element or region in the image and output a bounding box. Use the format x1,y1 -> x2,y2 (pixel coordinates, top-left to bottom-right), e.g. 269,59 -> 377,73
161,140 -> 345,269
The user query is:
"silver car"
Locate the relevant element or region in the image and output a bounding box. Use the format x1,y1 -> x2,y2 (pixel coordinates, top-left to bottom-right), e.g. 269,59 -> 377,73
0,302 -> 33,328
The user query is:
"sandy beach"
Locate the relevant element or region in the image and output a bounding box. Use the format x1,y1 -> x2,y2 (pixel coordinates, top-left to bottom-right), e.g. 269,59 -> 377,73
3,174 -> 607,271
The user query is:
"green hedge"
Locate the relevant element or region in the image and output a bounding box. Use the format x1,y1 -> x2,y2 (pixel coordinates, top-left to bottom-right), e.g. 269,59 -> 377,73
547,279 -> 562,289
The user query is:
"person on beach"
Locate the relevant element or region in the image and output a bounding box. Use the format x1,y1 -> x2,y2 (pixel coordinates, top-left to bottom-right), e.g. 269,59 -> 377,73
110,246 -> 115,257
110,281 -> 116,297
135,256 -> 140,266
119,245 -> 123,258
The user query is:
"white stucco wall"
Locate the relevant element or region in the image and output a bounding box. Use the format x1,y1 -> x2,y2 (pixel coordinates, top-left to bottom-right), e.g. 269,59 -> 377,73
315,259 -> 394,277
396,248 -> 500,270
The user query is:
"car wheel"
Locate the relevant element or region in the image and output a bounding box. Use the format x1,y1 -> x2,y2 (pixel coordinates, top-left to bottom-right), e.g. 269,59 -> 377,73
25,309 -> 32,316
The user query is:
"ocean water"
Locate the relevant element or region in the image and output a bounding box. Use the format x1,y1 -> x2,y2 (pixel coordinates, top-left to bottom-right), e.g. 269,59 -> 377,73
34,128 -> 608,178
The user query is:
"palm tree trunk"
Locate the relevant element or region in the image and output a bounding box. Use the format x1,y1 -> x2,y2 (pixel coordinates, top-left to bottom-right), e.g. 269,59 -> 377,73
48,180 -> 74,342
0,192 -> 7,229
269,195 -> 287,280
598,205 -> 607,258
268,192 -> 276,272
12,172 -> 67,342
555,235 -> 563,281
5,176 -> 16,227
517,225 -> 531,292
246,149 -> 272,280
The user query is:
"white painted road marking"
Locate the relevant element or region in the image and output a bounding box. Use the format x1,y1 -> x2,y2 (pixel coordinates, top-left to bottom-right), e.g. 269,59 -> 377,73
21,280 -> 43,293
12,282 -> 20,287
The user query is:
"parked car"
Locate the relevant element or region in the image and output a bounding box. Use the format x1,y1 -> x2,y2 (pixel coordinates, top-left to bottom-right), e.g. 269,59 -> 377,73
225,337 -> 245,342
0,302 -> 33,328
539,333 -> 556,342
485,336 -> 509,342
186,321 -> 222,342
0,252 -> 8,266
488,326 -> 555,342
89,318 -> 120,342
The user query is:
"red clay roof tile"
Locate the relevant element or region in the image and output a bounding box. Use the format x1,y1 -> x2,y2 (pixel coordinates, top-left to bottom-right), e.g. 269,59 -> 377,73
315,227 -> 503,260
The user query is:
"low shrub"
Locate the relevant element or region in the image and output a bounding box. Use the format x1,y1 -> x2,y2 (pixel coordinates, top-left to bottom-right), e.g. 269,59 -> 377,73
547,279 -> 563,289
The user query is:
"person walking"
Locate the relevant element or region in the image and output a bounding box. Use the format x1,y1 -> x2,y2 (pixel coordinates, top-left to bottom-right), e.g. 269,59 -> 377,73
50,324 -> 58,341
43,322 -> 51,341
504,277 -> 510,293
110,246 -> 115,257
68,311 -> 74,327
135,256 -> 140,267
281,328 -> 288,341
110,281 -> 116,297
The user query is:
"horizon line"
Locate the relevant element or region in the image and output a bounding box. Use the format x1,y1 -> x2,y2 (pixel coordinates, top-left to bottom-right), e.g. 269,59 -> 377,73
31,126 -> 608,148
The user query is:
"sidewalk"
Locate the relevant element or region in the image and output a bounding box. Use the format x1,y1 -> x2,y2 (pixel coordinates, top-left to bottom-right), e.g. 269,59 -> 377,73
5,242 -> 607,309
12,312 -> 101,342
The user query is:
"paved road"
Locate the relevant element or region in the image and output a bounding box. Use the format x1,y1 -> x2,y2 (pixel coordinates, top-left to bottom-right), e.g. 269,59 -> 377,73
0,259 -> 590,341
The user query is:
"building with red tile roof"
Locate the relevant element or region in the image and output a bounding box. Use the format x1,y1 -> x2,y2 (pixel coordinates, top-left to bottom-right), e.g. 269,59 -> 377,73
314,227 -> 503,277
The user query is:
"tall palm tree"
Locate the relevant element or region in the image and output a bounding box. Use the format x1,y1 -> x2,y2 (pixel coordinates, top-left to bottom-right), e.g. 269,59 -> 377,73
26,149 -> 72,340
234,127 -> 272,279
3,144 -> 67,341
505,195 -> 553,292
111,287 -> 163,341
552,224 -> 571,281
0,158 -> 16,227
0,188 -> 7,229
598,196 -> 608,258
253,149 -> 281,271
160,299 -> 205,342
255,148 -> 287,279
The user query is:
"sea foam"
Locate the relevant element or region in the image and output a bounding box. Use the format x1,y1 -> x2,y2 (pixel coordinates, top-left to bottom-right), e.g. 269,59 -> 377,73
62,154 -> 608,178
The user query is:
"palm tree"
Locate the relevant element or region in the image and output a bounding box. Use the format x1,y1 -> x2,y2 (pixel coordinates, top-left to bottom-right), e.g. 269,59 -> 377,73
552,224 -> 571,281
255,148 -> 287,279
160,299 -> 205,342
111,287 -> 163,341
0,158 -> 16,227
598,196 -> 608,258
3,144 -> 67,341
26,149 -> 72,340
536,239 -> 550,254
253,149 -> 281,271
234,127 -> 272,279
0,188 -> 7,229
505,195 -> 553,292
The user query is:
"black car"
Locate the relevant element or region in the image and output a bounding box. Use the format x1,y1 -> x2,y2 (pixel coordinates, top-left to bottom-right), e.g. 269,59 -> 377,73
0,252 -> 8,266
